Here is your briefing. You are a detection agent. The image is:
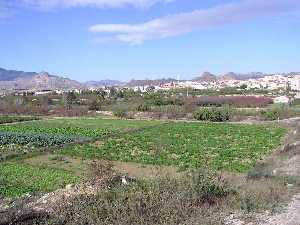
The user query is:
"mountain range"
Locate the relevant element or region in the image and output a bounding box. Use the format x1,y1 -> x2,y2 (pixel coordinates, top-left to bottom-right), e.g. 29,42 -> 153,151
0,68 -> 121,91
0,67 -> 299,91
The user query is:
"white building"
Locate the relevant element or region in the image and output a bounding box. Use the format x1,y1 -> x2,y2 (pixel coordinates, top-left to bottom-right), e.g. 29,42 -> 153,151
178,81 -> 207,90
273,96 -> 290,104
290,78 -> 300,91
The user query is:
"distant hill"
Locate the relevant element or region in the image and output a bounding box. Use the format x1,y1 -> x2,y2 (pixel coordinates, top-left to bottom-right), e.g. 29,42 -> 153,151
193,72 -> 217,82
219,72 -> 239,81
126,78 -> 177,87
237,72 -> 265,80
84,80 -> 124,88
193,72 -> 267,81
0,68 -> 82,91
0,68 -> 36,81
1,67 -> 298,91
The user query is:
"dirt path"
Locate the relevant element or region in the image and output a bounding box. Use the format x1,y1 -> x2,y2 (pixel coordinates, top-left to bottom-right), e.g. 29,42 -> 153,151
261,194 -> 300,225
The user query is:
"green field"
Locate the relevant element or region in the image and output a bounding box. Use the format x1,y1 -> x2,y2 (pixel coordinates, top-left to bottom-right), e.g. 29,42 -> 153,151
0,118 -> 165,197
0,118 -> 162,137
61,122 -> 286,172
0,118 -> 163,160
0,163 -> 79,198
0,115 -> 39,124
9,117 -> 163,129
0,117 -> 287,198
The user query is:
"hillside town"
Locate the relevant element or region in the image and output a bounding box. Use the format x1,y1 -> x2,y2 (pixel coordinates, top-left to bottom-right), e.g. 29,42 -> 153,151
1,68 -> 300,106
131,74 -> 300,92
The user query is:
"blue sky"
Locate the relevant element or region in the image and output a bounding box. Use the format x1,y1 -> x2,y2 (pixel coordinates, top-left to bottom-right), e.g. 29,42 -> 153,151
0,0 -> 300,82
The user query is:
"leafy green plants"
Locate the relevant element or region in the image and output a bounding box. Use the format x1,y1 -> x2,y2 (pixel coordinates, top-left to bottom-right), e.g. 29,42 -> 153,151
0,126 -> 116,139
0,163 -> 79,198
0,132 -> 74,147
61,122 -> 286,173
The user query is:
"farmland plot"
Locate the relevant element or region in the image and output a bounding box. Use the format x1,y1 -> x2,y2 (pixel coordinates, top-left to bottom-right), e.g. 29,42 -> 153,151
0,118 -> 287,199
0,118 -> 160,160
9,117 -> 163,130
0,163 -> 79,198
0,118 -> 164,197
0,115 -> 39,124
61,123 -> 286,172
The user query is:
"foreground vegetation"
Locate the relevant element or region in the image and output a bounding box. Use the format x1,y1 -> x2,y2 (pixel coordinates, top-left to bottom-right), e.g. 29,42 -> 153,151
0,116 -> 295,225
0,163 -> 79,198
19,165 -> 300,225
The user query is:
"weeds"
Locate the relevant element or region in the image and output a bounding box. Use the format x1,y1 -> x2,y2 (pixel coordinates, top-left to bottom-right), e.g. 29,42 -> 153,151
41,169 -> 233,225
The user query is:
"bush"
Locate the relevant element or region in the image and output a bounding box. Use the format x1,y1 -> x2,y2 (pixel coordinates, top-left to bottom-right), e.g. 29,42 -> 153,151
88,100 -> 101,111
193,107 -> 232,122
113,109 -> 127,118
260,109 -> 280,121
136,104 -> 151,112
260,105 -> 299,120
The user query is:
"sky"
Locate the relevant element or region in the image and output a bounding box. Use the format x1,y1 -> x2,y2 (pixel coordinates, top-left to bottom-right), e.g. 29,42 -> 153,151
0,0 -> 300,82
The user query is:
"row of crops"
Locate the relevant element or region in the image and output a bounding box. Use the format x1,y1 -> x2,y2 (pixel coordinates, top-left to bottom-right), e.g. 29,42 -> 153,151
0,132 -> 75,147
0,115 -> 39,124
0,124 -> 121,161
0,125 -> 116,138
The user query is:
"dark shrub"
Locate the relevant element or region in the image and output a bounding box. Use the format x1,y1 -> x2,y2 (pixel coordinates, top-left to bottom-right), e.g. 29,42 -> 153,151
88,100 -> 101,111
260,109 -> 280,121
113,109 -> 127,118
193,107 -> 232,122
136,104 -> 151,112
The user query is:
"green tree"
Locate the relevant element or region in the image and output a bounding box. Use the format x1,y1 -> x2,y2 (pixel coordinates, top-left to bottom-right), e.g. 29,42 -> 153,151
64,92 -> 77,109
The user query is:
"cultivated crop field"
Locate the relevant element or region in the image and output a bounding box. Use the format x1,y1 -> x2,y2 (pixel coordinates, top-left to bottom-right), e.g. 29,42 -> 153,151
0,117 -> 164,197
0,163 -> 79,198
0,115 -> 39,124
0,117 -> 286,198
0,118 -> 163,160
61,123 -> 286,172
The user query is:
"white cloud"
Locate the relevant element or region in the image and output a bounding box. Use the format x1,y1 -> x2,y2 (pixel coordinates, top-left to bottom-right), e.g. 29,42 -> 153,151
19,0 -> 174,9
89,0 -> 300,44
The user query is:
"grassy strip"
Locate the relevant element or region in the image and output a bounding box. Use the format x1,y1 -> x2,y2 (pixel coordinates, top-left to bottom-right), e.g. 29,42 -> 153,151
6,118 -> 163,130
0,126 -> 116,139
0,115 -> 39,124
61,122 -> 286,173
0,163 -> 79,198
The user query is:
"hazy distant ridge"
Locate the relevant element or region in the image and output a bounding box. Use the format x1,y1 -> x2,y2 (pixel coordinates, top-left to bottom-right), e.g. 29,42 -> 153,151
0,67 -> 299,91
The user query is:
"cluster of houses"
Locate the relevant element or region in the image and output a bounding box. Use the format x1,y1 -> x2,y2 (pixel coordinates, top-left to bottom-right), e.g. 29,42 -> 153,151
133,74 -> 300,92
2,74 -> 300,105
128,74 -> 300,104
